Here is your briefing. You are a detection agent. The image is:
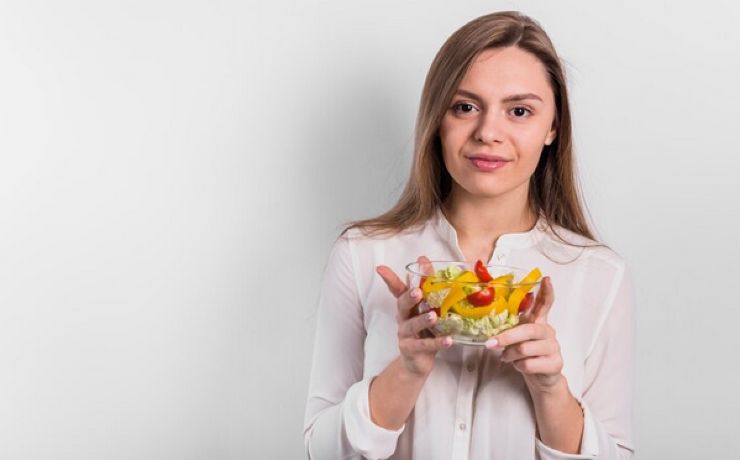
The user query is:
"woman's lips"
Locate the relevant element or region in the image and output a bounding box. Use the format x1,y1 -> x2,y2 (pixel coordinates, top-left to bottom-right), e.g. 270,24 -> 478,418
468,157 -> 511,172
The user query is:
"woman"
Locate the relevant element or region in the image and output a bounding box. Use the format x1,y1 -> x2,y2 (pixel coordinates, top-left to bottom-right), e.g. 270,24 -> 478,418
304,11 -> 634,460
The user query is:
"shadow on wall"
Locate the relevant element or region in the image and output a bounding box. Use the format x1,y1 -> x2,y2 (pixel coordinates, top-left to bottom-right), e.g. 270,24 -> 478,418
305,61 -> 414,249
296,57 -> 415,315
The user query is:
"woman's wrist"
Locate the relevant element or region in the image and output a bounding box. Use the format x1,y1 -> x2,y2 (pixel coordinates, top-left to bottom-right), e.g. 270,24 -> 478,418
526,373 -> 568,399
399,353 -> 435,380
527,374 -> 584,453
369,357 -> 430,430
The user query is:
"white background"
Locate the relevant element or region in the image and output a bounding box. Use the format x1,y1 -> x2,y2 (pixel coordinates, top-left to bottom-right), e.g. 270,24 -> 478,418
1,1 -> 739,459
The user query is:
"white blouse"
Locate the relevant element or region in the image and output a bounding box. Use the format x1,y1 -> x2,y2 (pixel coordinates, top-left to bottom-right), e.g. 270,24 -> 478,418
304,209 -> 635,460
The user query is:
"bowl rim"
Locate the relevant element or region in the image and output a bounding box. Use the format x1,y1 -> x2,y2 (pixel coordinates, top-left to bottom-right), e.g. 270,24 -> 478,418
404,260 -> 541,287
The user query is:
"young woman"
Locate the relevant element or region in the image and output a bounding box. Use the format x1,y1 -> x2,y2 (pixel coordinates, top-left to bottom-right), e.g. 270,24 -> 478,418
304,11 -> 634,460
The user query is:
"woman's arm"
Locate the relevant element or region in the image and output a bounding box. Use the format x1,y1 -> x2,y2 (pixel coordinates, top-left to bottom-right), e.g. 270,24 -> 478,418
490,277 -> 585,453
528,375 -> 586,453
490,269 -> 635,459
369,268 -> 452,430
535,266 -> 635,459
575,265 -> 636,458
304,237 -> 388,460
304,242 -> 450,460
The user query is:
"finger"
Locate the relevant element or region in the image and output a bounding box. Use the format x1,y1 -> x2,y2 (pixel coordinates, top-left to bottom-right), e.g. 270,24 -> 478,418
397,286 -> 423,320
485,323 -> 549,349
399,310 -> 438,338
418,255 -> 433,276
511,355 -> 563,375
376,265 -> 407,298
407,256 -> 433,291
500,338 -> 559,363
399,335 -> 453,355
532,276 -> 555,324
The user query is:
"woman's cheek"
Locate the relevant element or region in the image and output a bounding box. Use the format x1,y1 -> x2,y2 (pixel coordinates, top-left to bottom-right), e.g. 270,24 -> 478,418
516,140 -> 545,168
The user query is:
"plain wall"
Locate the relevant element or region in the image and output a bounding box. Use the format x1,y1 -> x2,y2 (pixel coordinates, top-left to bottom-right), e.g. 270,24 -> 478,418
1,1 -> 739,458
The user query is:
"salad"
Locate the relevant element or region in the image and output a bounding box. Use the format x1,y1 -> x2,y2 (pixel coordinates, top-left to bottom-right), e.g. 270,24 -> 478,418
415,260 -> 542,343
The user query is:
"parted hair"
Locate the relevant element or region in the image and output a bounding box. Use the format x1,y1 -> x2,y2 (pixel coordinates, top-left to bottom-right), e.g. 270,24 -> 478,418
344,11 -> 598,247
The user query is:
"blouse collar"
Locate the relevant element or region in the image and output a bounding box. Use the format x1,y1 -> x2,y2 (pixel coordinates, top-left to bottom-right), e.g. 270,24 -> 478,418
431,206 -> 547,258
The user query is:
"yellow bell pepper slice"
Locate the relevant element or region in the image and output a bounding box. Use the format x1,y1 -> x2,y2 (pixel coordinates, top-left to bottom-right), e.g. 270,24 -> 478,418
453,301 -> 496,319
496,285 -> 510,302
507,268 -> 542,315
492,296 -> 508,314
488,273 -> 513,300
454,296 -> 510,318
421,278 -> 452,295
440,285 -> 466,318
423,270 -> 478,295
439,270 -> 479,317
455,271 -> 479,283
491,274 -> 514,284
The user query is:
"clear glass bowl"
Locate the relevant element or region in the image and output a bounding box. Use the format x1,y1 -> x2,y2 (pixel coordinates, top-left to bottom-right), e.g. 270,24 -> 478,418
405,260 -> 542,346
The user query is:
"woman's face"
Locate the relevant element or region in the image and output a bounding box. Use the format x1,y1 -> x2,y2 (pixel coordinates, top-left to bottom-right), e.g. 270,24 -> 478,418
439,46 -> 557,202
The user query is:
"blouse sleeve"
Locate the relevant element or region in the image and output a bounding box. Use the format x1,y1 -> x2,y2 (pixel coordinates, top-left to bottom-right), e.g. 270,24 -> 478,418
536,263 -> 636,459
303,236 -> 404,460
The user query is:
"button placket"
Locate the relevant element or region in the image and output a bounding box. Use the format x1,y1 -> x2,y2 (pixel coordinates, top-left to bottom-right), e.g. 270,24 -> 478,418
489,247 -> 508,265
450,347 -> 479,460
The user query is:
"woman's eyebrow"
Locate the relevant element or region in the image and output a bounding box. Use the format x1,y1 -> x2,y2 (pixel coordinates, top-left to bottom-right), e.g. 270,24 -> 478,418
501,93 -> 543,103
454,89 -> 543,103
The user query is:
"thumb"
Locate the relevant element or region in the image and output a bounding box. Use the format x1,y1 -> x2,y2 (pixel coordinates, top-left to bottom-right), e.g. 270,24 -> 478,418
533,276 -> 555,324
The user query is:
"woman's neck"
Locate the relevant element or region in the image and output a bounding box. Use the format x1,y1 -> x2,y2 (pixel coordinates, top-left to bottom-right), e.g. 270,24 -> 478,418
442,186 -> 537,262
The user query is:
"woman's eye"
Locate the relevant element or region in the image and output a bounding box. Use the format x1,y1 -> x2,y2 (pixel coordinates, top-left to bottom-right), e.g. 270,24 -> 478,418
453,103 -> 477,114
511,107 -> 531,118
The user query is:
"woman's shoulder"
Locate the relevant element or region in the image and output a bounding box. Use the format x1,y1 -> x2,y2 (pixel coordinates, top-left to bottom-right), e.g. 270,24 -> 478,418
330,219 -> 436,274
324,220 -> 435,296
339,220 -> 432,245
537,221 -> 626,270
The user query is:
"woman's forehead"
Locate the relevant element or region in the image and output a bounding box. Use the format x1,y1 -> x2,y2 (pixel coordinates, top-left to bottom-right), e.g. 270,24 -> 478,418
458,47 -> 553,103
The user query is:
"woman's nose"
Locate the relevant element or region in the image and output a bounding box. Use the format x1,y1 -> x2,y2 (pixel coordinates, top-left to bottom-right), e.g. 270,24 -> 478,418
474,110 -> 504,144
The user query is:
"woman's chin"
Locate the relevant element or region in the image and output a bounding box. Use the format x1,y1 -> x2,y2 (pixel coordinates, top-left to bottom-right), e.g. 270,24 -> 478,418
451,179 -> 526,202
461,186 -> 509,200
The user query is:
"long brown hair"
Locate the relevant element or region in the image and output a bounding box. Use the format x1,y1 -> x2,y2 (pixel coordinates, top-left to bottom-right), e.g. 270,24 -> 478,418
345,11 -> 598,245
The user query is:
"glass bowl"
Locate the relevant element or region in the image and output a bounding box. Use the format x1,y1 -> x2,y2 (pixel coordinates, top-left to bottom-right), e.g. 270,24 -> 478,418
405,260 -> 542,346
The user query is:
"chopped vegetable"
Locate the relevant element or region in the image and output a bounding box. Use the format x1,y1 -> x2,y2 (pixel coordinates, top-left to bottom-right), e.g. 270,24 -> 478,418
518,292 -> 535,314
474,260 -> 493,282
466,287 -> 494,306
507,268 -> 542,315
420,260 -> 543,339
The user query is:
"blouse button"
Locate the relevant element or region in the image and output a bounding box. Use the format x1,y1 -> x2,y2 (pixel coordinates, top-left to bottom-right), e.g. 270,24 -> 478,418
466,362 -> 476,372
458,422 -> 467,431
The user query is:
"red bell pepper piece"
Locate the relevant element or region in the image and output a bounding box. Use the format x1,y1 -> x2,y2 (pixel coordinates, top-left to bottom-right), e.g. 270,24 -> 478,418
466,287 -> 494,306
518,292 -> 534,314
474,259 -> 493,282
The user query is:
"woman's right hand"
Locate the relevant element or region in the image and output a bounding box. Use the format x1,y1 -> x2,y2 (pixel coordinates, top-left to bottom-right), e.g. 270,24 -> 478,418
376,256 -> 453,378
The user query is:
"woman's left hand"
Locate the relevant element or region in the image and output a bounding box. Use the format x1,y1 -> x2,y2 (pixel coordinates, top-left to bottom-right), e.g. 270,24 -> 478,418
486,276 -> 564,393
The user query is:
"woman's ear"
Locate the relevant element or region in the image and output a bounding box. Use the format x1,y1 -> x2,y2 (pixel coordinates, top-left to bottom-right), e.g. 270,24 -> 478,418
545,122 -> 557,146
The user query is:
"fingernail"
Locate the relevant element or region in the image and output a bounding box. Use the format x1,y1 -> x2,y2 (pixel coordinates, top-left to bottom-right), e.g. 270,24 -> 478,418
485,339 -> 498,349
443,336 -> 453,347
411,288 -> 421,299
426,311 -> 436,321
